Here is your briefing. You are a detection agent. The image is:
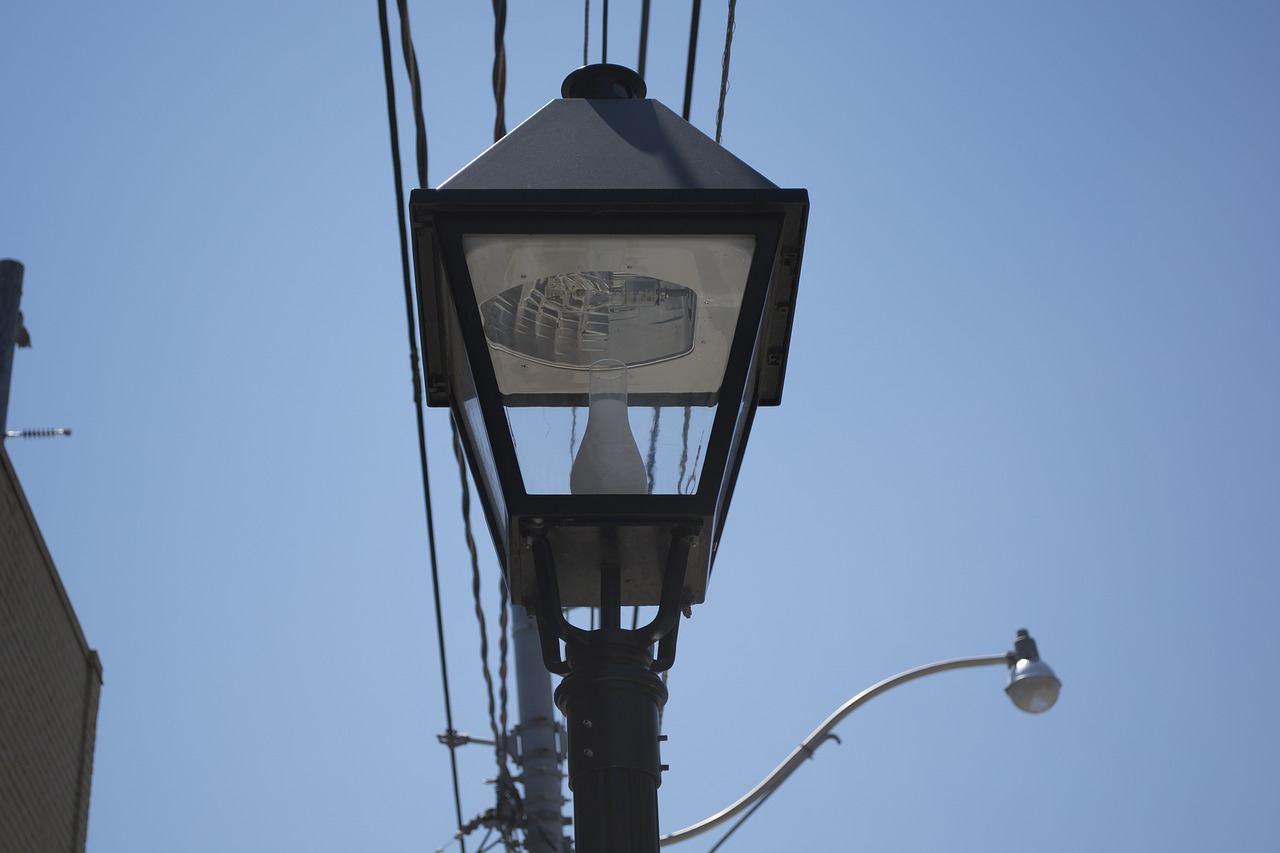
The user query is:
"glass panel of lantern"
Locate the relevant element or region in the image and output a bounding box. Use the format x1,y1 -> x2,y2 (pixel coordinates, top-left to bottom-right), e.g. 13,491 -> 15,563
462,233 -> 756,497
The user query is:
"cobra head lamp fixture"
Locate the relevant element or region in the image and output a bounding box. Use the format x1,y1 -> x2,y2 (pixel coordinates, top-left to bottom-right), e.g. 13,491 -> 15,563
1005,629 -> 1062,713
410,64 -> 807,668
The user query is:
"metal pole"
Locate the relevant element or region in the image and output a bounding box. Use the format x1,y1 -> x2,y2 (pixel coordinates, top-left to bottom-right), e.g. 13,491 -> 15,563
0,259 -> 26,434
556,639 -> 667,853
512,604 -> 568,853
522,531 -> 691,853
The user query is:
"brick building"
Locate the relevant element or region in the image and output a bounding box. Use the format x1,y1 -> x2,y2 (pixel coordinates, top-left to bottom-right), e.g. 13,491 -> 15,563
1,259 -> 102,852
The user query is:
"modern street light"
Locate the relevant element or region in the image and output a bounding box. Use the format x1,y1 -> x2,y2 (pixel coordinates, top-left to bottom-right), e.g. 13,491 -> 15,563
410,64 -> 808,853
1005,628 -> 1062,713
660,629 -> 1062,848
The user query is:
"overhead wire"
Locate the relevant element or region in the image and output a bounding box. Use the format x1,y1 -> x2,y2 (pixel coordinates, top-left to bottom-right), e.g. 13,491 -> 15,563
422,1 -> 517,846
644,409 -> 661,490
602,0 -> 609,63
706,783 -> 777,853
490,0 -> 511,759
652,0 -> 723,724
682,0 -> 702,121
395,0 -> 428,189
375,0 -> 467,848
451,424 -> 505,780
681,0 -> 707,497
483,6 -> 517,848
491,0 -> 508,140
677,406 -> 693,490
715,0 -> 737,144
637,0 -> 651,78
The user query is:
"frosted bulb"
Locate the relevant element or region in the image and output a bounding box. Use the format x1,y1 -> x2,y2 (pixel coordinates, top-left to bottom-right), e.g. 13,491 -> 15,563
570,359 -> 647,495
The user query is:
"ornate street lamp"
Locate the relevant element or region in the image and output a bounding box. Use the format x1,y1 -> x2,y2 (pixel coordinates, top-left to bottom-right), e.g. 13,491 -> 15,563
410,65 -> 808,852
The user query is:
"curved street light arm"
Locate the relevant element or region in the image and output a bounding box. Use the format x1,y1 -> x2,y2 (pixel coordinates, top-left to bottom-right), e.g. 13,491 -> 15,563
659,652 -> 1014,846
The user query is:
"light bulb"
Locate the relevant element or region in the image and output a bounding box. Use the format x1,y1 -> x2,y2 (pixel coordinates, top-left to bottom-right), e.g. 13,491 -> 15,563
570,359 -> 647,495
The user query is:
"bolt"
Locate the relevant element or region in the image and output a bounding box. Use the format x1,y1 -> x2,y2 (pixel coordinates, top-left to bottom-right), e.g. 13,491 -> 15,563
583,749 -> 594,758
582,719 -> 593,728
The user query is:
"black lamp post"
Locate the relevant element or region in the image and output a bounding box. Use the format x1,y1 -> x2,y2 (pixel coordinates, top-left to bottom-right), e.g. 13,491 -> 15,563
410,65 -> 808,853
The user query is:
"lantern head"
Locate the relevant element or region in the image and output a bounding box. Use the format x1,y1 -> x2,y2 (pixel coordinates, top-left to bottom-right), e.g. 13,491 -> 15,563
410,65 -> 808,610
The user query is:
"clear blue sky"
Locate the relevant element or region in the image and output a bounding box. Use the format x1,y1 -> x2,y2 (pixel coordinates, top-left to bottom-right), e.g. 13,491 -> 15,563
3,2 -> 1278,851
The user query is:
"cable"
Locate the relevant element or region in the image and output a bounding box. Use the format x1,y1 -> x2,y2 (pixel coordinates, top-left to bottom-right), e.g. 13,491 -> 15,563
602,0 -> 609,63
491,0 -> 511,762
399,0 -> 513,833
583,0 -> 590,66
445,9 -> 512,848
395,0 -> 429,187
677,406 -> 693,493
638,0 -> 651,79
376,1 -> 466,848
706,784 -> 776,853
682,0 -> 702,121
715,0 -> 737,144
489,0 -> 513,782
491,0 -> 507,140
644,408 -> 661,489
498,579 -> 510,754
452,427 -> 505,775
637,405 -> 663,631
489,9 -> 516,847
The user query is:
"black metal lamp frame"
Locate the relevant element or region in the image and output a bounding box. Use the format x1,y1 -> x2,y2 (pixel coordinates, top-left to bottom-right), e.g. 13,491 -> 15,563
411,190 -> 807,617
525,527 -> 695,676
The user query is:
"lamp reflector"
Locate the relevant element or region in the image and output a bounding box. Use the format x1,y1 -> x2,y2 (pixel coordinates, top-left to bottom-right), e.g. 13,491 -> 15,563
481,272 -> 697,369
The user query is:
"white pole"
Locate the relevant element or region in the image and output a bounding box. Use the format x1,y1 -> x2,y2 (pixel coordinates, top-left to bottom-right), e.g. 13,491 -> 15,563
512,604 -> 568,852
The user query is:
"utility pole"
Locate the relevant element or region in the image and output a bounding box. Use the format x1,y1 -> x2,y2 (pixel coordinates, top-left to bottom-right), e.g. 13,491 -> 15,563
1,259 -> 26,433
511,604 -> 568,852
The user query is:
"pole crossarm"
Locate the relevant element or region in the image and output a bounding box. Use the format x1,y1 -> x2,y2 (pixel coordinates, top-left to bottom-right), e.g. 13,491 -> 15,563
658,652 -> 1014,846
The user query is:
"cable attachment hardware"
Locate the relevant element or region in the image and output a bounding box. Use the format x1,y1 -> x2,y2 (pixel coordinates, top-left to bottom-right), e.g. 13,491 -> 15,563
5,427 -> 72,439
437,729 -> 497,749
